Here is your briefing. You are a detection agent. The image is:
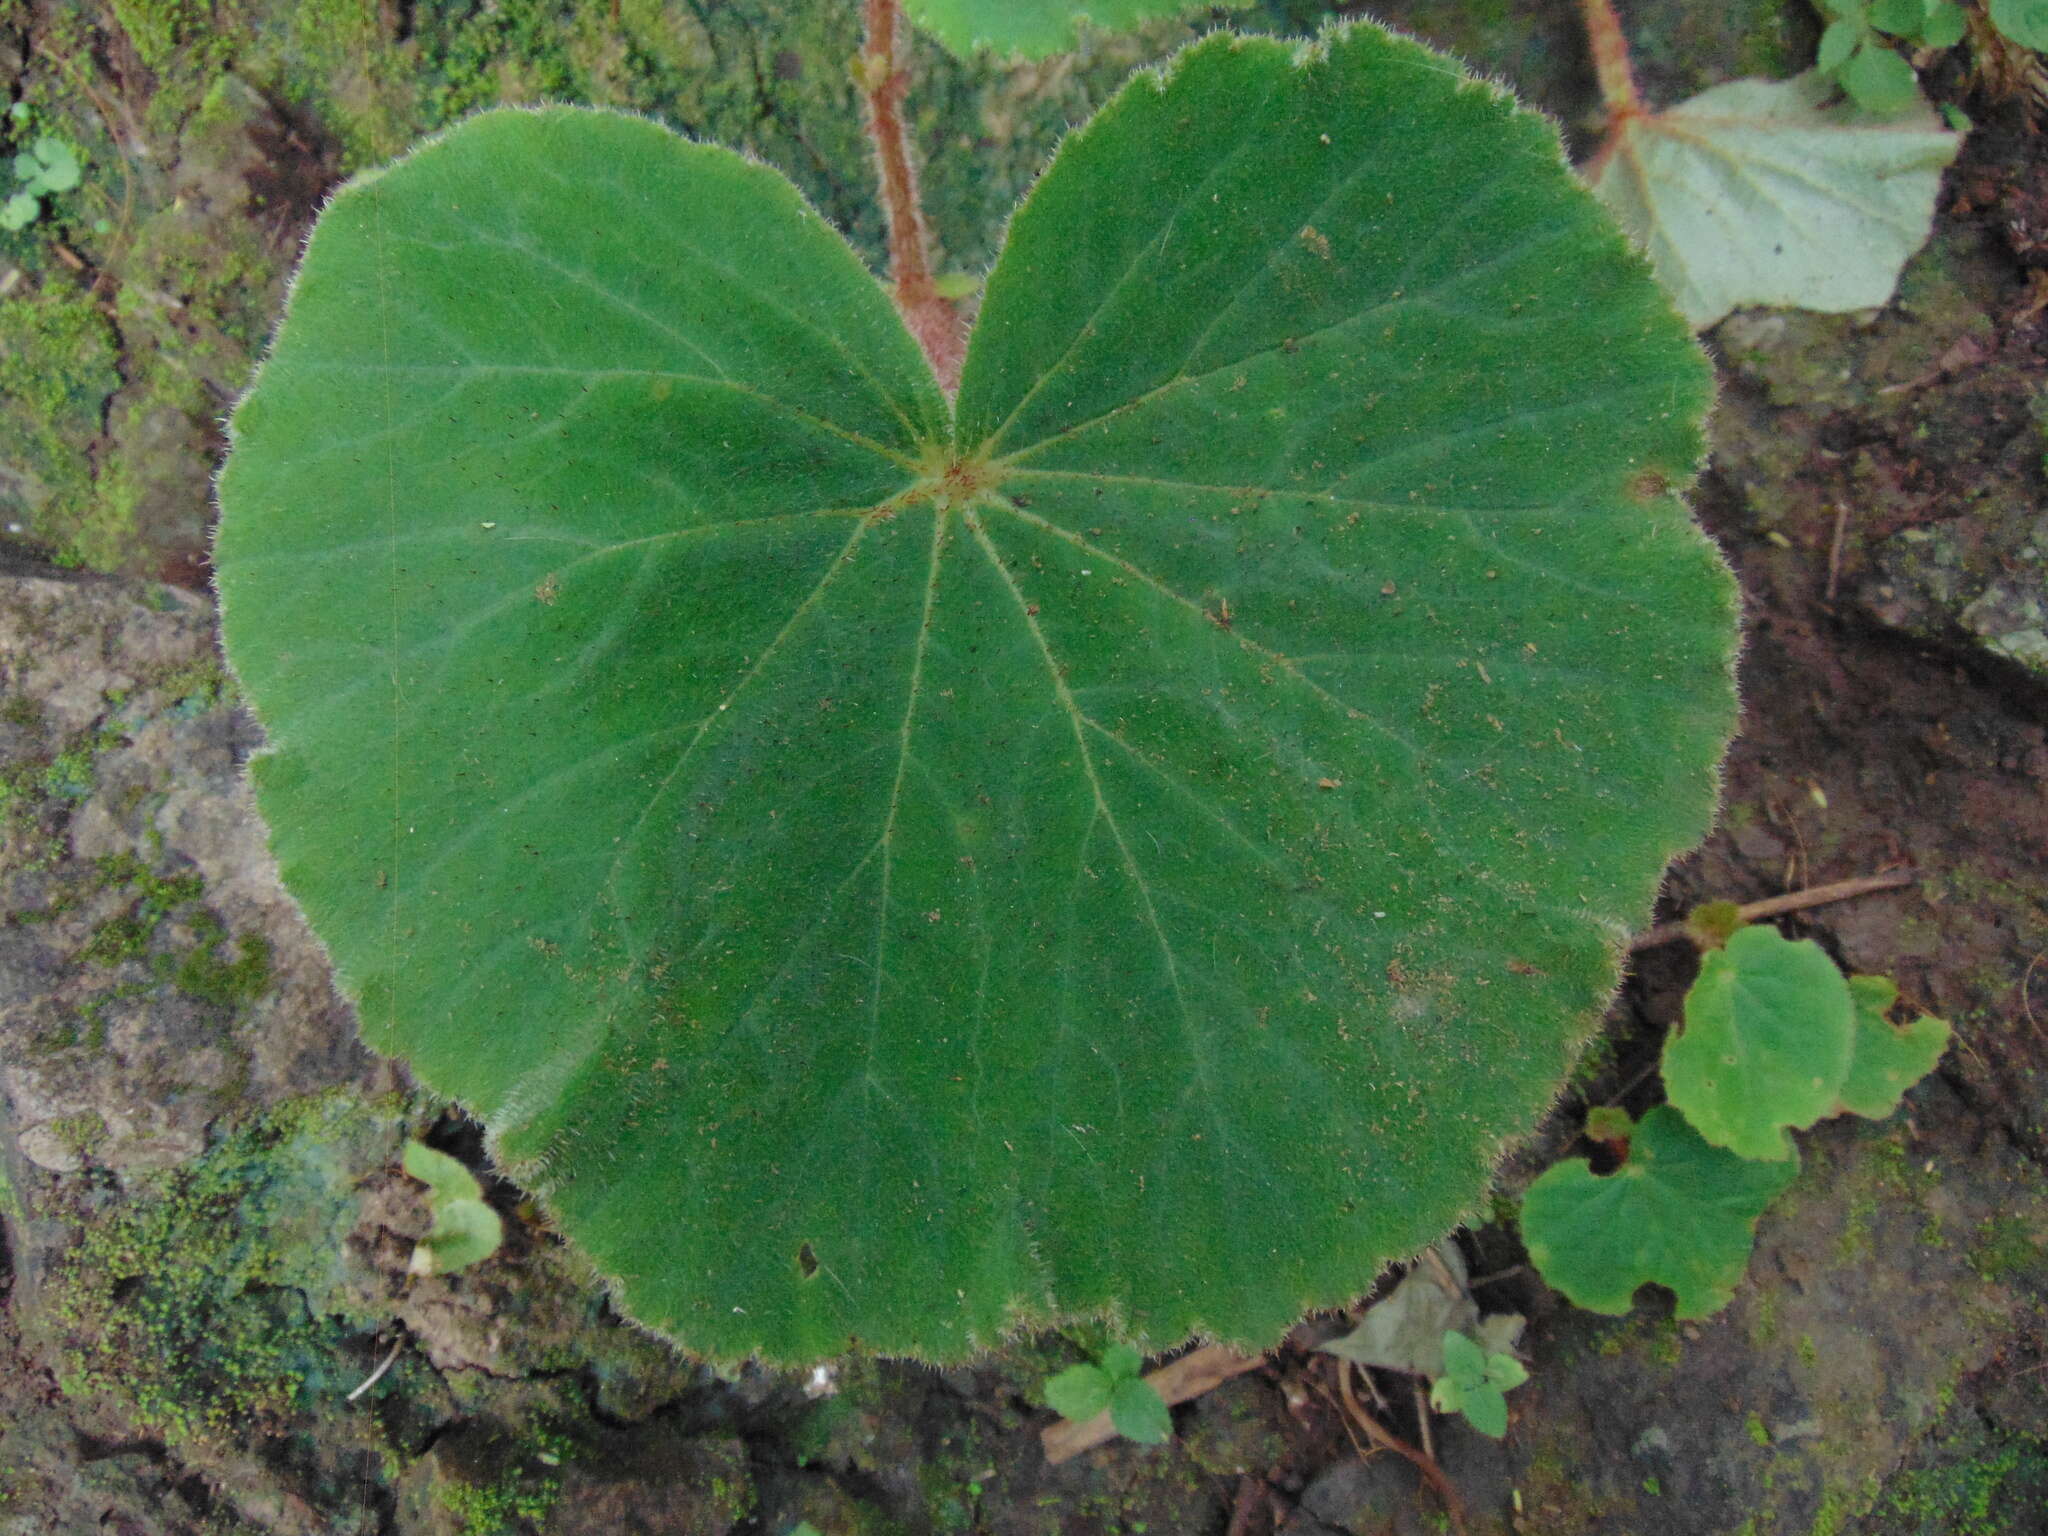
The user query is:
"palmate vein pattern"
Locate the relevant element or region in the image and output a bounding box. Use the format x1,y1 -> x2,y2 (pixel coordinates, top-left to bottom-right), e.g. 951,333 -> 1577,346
215,24 -> 1737,1363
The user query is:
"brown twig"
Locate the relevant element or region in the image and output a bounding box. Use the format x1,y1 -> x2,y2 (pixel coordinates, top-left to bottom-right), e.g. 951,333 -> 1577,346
858,0 -> 965,392
2021,952 -> 2046,1044
1224,1474 -> 1265,1536
1334,1359 -> 1468,1536
1825,502 -> 1850,604
1629,871 -> 1917,952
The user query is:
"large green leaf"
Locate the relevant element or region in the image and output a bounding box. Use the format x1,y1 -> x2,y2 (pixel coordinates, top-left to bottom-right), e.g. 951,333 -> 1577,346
906,0 -> 1246,59
1521,1106 -> 1801,1320
215,27 -> 1737,1364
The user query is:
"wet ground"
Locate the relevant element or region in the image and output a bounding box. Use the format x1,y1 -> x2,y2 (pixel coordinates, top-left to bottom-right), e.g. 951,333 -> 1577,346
1,2 -> 2045,1533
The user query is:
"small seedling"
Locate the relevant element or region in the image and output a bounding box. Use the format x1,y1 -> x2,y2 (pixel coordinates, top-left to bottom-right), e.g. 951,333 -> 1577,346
1521,913 -> 1950,1319
2,102 -> 83,232
1044,1344 -> 1172,1446
402,1140 -> 504,1276
1429,1327 -> 1529,1440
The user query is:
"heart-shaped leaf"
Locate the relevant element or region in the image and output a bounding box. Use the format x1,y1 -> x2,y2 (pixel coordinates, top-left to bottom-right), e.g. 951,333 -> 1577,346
1520,1105 -> 1801,1320
215,26 -> 1737,1364
906,0 -> 1246,59
1663,924 -> 1856,1161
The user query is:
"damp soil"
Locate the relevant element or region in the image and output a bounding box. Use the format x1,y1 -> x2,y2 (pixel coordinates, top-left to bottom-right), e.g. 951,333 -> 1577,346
2,3 -> 2046,1534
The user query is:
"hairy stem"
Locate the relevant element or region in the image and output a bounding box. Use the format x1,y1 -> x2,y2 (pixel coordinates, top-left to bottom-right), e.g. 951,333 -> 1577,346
860,0 -> 965,393
1577,0 -> 1645,123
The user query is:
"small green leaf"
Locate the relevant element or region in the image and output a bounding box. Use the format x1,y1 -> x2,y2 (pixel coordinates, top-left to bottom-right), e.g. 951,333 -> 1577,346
1045,1363 -> 1115,1421
1109,1375 -> 1173,1444
1663,924 -> 1856,1161
1989,0 -> 2048,48
403,1141 -> 504,1275
905,0 -> 1248,59
1100,1342 -> 1144,1383
1836,974 -> 1950,1120
1584,1105 -> 1636,1144
1521,1105 -> 1801,1319
403,1138 -> 484,1204
1840,42 -> 1922,115
31,137 -> 80,192
1867,0 -> 1927,35
0,191 -> 37,231
1918,2 -> 1967,47
1485,1352 -> 1529,1392
1439,1328 -> 1486,1385
12,151 -> 36,182
414,1197 -> 505,1275
1429,1355 -> 1510,1437
1818,17 -> 1867,72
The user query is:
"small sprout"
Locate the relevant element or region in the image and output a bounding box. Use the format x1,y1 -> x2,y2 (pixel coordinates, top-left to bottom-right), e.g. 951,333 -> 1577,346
1428,1327 -> 1529,1439
2,105 -> 86,232
402,1140 -> 504,1276
1044,1341 -> 1172,1445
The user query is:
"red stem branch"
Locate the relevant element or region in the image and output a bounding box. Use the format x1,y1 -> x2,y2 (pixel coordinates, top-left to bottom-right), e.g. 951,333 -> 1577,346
859,0 -> 964,394
1578,0 -> 1645,125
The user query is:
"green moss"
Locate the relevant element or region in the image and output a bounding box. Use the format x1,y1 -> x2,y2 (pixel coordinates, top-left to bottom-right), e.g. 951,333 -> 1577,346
171,921 -> 273,1007
43,1111 -> 107,1163
44,1092 -> 390,1448
1967,1217 -> 2046,1281
0,289 -> 120,562
79,855 -> 205,965
1869,1433 -> 2048,1535
435,1473 -> 562,1536
1747,1410 -> 1772,1447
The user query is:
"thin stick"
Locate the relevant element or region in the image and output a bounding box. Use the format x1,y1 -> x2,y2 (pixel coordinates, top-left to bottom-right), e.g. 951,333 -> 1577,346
345,1336 -> 405,1402
1629,871 -> 1917,952
1826,502 -> 1850,604
859,0 -> 965,392
1413,1378 -> 1436,1463
2021,952 -> 2045,1044
1335,1360 -> 1468,1536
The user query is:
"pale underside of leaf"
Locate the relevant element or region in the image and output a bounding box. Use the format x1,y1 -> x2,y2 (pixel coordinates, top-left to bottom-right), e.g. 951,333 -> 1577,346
1590,72 -> 1961,330
216,26 -> 1737,1365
